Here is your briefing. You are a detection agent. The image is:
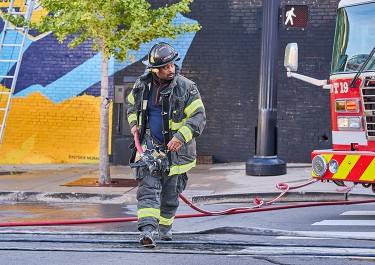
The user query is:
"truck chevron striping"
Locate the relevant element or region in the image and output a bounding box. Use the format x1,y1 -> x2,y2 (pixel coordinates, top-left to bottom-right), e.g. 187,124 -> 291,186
311,152 -> 375,182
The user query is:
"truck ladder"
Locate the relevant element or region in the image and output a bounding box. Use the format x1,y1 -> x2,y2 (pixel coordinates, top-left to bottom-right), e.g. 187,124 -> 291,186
0,0 -> 35,144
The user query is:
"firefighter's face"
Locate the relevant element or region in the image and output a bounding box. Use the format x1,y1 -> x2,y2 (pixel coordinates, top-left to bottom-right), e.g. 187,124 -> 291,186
156,63 -> 175,80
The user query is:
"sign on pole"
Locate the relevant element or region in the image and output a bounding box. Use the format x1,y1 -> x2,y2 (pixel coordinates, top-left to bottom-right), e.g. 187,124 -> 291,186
283,4 -> 309,29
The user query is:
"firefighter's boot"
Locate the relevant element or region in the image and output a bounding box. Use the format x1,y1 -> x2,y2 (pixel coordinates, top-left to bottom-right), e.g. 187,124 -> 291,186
158,225 -> 173,241
139,225 -> 156,248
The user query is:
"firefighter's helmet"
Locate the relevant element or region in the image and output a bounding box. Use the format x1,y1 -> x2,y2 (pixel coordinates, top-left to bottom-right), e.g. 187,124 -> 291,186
143,42 -> 180,69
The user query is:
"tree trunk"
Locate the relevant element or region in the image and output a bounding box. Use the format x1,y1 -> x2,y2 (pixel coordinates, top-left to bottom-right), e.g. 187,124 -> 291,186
98,50 -> 111,185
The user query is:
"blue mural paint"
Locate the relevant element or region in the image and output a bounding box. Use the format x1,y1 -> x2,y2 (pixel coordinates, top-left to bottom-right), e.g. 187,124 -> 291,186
14,14 -> 198,103
0,30 -> 33,78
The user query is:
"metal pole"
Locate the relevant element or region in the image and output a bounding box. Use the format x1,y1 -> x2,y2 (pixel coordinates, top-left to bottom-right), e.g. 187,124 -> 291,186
246,0 -> 286,176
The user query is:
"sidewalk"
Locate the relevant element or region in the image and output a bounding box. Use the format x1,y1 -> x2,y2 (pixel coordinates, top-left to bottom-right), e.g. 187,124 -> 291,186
0,162 -> 374,204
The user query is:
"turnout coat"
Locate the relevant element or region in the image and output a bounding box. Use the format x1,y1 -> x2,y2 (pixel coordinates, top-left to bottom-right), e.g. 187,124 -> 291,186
126,72 -> 206,176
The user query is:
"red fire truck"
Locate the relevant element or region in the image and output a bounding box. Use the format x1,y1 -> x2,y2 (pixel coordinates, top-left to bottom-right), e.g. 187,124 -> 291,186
284,0 -> 375,190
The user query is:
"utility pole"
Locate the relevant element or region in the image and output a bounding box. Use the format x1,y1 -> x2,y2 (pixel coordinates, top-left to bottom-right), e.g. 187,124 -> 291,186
246,0 -> 286,176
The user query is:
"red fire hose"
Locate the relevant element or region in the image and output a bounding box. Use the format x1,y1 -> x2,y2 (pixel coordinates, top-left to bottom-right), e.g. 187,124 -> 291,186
133,130 -> 143,155
0,132 -> 374,227
1,196 -> 375,227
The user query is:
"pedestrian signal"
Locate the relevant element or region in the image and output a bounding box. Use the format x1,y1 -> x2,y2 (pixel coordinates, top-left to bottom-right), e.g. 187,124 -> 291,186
283,4 -> 309,29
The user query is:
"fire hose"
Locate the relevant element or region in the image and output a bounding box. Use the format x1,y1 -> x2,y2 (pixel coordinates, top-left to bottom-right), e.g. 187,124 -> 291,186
1,131 -> 375,227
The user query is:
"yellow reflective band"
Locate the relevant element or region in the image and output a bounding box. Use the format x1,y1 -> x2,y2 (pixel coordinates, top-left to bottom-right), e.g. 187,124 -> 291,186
332,155 -> 360,180
137,208 -> 160,219
359,158 -> 375,181
169,160 -> 196,176
159,216 -> 174,226
169,118 -> 186,131
127,91 -> 135,105
128,113 -> 137,124
322,154 -> 334,162
139,113 -> 143,126
179,126 -> 193,142
184,99 -> 204,118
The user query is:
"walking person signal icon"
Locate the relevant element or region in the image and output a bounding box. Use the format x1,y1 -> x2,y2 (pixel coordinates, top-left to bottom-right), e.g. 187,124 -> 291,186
283,5 -> 309,29
285,7 -> 296,26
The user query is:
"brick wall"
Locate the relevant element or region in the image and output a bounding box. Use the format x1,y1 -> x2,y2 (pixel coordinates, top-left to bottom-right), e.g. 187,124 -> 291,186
116,0 -> 339,163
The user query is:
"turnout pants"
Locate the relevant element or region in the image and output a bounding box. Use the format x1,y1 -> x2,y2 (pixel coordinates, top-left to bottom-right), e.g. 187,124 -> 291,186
136,168 -> 188,230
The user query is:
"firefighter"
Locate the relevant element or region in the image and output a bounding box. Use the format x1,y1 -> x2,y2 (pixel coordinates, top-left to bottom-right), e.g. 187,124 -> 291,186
125,42 -> 206,247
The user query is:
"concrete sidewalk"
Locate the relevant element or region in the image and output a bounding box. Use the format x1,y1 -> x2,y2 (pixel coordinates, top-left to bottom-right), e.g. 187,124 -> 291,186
0,162 -> 374,204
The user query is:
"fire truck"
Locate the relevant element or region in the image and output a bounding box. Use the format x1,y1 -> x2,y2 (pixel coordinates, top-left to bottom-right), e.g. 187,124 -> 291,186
284,0 -> 375,191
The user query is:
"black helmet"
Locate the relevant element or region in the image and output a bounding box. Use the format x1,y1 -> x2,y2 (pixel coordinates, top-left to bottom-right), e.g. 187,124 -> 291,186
143,42 -> 180,69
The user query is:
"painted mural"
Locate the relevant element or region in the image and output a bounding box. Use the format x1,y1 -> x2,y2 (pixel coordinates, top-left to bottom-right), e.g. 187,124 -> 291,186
0,1 -> 197,164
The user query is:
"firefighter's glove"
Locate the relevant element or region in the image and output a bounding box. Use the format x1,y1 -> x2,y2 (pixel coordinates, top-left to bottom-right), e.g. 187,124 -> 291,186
131,125 -> 139,135
167,136 -> 183,152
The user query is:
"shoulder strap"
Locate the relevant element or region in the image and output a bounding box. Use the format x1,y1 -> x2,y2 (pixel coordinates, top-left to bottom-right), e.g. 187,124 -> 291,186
138,84 -> 150,143
161,93 -> 172,166
129,84 -> 150,164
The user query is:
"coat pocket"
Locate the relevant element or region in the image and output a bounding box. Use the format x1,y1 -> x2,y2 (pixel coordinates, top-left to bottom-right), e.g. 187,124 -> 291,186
177,173 -> 188,193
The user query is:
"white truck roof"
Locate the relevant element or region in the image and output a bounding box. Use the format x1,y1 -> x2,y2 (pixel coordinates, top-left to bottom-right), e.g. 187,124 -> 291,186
339,0 -> 375,8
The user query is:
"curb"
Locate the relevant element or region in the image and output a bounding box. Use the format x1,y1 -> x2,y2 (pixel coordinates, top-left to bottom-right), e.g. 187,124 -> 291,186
191,191 -> 375,205
0,191 -> 137,204
1,190 -> 374,205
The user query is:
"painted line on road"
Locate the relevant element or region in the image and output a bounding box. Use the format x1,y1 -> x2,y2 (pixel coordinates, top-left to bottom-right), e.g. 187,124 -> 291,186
312,220 -> 375,226
341,211 -> 375,216
277,231 -> 375,240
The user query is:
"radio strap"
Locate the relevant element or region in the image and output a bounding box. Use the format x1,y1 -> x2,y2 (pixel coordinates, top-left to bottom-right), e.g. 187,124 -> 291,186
161,92 -> 172,168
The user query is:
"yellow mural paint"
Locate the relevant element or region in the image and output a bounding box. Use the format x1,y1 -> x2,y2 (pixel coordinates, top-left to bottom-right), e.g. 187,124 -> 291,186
0,1 -> 50,41
20,3 -> 49,24
0,0 -> 48,24
0,92 -> 112,164
0,86 -> 10,124
0,0 -> 24,8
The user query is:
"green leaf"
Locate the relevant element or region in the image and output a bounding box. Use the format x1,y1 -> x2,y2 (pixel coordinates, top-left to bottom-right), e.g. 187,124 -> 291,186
15,0 -> 201,61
